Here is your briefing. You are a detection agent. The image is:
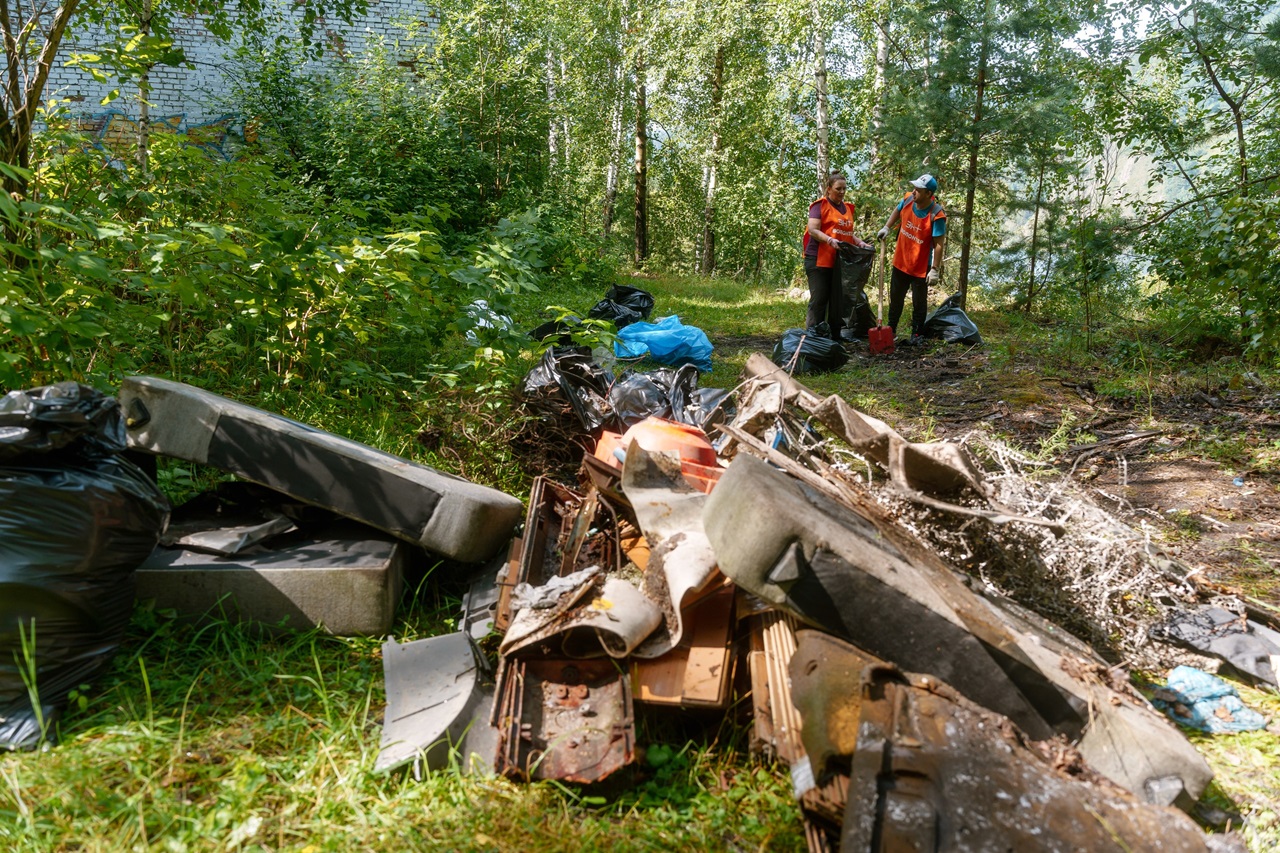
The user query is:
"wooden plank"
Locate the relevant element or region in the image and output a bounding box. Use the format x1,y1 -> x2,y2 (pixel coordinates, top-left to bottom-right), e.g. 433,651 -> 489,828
632,585 -> 735,708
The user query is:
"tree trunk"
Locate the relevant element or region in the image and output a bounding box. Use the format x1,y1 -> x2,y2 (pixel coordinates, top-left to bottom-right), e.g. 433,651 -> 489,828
545,51 -> 559,174
0,0 -> 82,232
136,0 -> 154,173
956,5 -> 991,311
812,0 -> 829,195
700,44 -> 724,277
603,59 -> 625,235
603,54 -> 625,235
1026,159 -> 1045,313
137,73 -> 151,172
868,5 -> 889,204
1184,6 -> 1247,189
633,28 -> 649,264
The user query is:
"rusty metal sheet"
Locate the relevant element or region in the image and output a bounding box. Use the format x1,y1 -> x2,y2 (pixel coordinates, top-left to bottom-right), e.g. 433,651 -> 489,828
494,657 -> 635,783
497,477 -> 622,631
786,630 -> 1233,853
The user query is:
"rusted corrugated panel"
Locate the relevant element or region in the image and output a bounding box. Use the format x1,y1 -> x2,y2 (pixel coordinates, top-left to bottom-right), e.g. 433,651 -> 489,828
494,657 -> 635,784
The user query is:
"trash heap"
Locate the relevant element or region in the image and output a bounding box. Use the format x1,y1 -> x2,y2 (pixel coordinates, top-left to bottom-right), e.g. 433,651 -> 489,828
378,352 -> 1254,852
2,339 -> 1266,849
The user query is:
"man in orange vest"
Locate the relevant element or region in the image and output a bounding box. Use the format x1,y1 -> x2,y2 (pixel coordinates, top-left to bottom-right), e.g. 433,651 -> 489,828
875,174 -> 947,346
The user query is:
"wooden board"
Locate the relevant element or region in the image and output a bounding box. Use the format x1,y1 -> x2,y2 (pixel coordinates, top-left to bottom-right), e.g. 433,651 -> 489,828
632,584 -> 735,708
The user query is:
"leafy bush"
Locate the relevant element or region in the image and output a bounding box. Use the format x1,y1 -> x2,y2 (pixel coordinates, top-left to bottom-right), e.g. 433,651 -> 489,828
1144,196 -> 1280,363
230,37 -> 530,232
2,128 -> 614,394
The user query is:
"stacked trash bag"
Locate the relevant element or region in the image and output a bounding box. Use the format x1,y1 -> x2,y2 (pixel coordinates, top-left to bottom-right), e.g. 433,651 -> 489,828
521,348 -> 733,436
0,383 -> 169,750
522,285 -> 727,434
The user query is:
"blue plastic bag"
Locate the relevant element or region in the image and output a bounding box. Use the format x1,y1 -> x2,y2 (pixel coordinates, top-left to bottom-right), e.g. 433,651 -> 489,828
614,315 -> 714,372
1151,666 -> 1266,734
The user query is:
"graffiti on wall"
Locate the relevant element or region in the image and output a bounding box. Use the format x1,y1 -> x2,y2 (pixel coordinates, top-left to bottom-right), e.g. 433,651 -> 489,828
75,112 -> 244,163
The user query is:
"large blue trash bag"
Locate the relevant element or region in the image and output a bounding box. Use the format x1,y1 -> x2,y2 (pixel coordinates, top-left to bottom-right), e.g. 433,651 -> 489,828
614,315 -> 714,372
0,383 -> 170,751
923,294 -> 983,345
1151,666 -> 1266,734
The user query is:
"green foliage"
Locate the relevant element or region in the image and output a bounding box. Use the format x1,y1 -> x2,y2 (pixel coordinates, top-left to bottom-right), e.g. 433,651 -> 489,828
1145,195 -> 1280,362
1,119 -> 612,393
231,37 -> 499,230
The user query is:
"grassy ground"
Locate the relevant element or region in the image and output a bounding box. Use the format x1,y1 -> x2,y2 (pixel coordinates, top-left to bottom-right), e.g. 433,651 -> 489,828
4,271 -> 1279,850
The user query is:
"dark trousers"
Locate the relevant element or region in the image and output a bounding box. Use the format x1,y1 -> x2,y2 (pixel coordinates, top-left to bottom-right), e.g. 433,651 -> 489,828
804,261 -> 843,338
887,266 -> 928,337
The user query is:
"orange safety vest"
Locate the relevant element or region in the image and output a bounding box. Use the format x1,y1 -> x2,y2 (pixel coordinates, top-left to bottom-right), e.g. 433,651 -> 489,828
892,192 -> 946,278
809,198 -> 856,268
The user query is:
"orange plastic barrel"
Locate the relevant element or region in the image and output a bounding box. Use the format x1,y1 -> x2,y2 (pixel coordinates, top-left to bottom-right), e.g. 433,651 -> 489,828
620,417 -> 718,467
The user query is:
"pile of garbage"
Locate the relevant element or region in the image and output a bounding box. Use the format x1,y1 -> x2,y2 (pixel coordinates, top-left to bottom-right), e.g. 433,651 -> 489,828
377,352 -> 1263,851
4,352 -> 1274,850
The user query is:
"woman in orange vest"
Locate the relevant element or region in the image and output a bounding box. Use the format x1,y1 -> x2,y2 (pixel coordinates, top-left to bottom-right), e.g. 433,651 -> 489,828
875,173 -> 947,346
805,171 -> 872,340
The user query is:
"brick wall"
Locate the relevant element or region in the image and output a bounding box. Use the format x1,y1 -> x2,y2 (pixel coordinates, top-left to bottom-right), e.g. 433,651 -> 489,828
46,0 -> 436,133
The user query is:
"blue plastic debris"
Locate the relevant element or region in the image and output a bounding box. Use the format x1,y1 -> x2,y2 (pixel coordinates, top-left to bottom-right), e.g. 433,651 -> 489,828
614,315 -> 714,372
1151,666 -> 1267,734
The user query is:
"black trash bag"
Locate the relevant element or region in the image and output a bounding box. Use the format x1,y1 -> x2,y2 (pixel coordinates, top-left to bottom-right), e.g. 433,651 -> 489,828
683,387 -> 736,432
660,364 -> 734,430
923,294 -> 983,345
586,285 -> 656,330
1,383 -> 170,751
772,326 -> 849,374
837,244 -> 876,340
0,382 -> 127,460
519,346 -> 617,432
609,364 -> 733,432
611,285 -> 656,319
609,371 -> 672,427
529,317 -> 579,346
587,299 -> 644,329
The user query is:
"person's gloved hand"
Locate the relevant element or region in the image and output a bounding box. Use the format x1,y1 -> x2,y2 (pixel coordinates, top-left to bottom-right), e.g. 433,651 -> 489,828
876,226 -> 888,241
926,268 -> 941,286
